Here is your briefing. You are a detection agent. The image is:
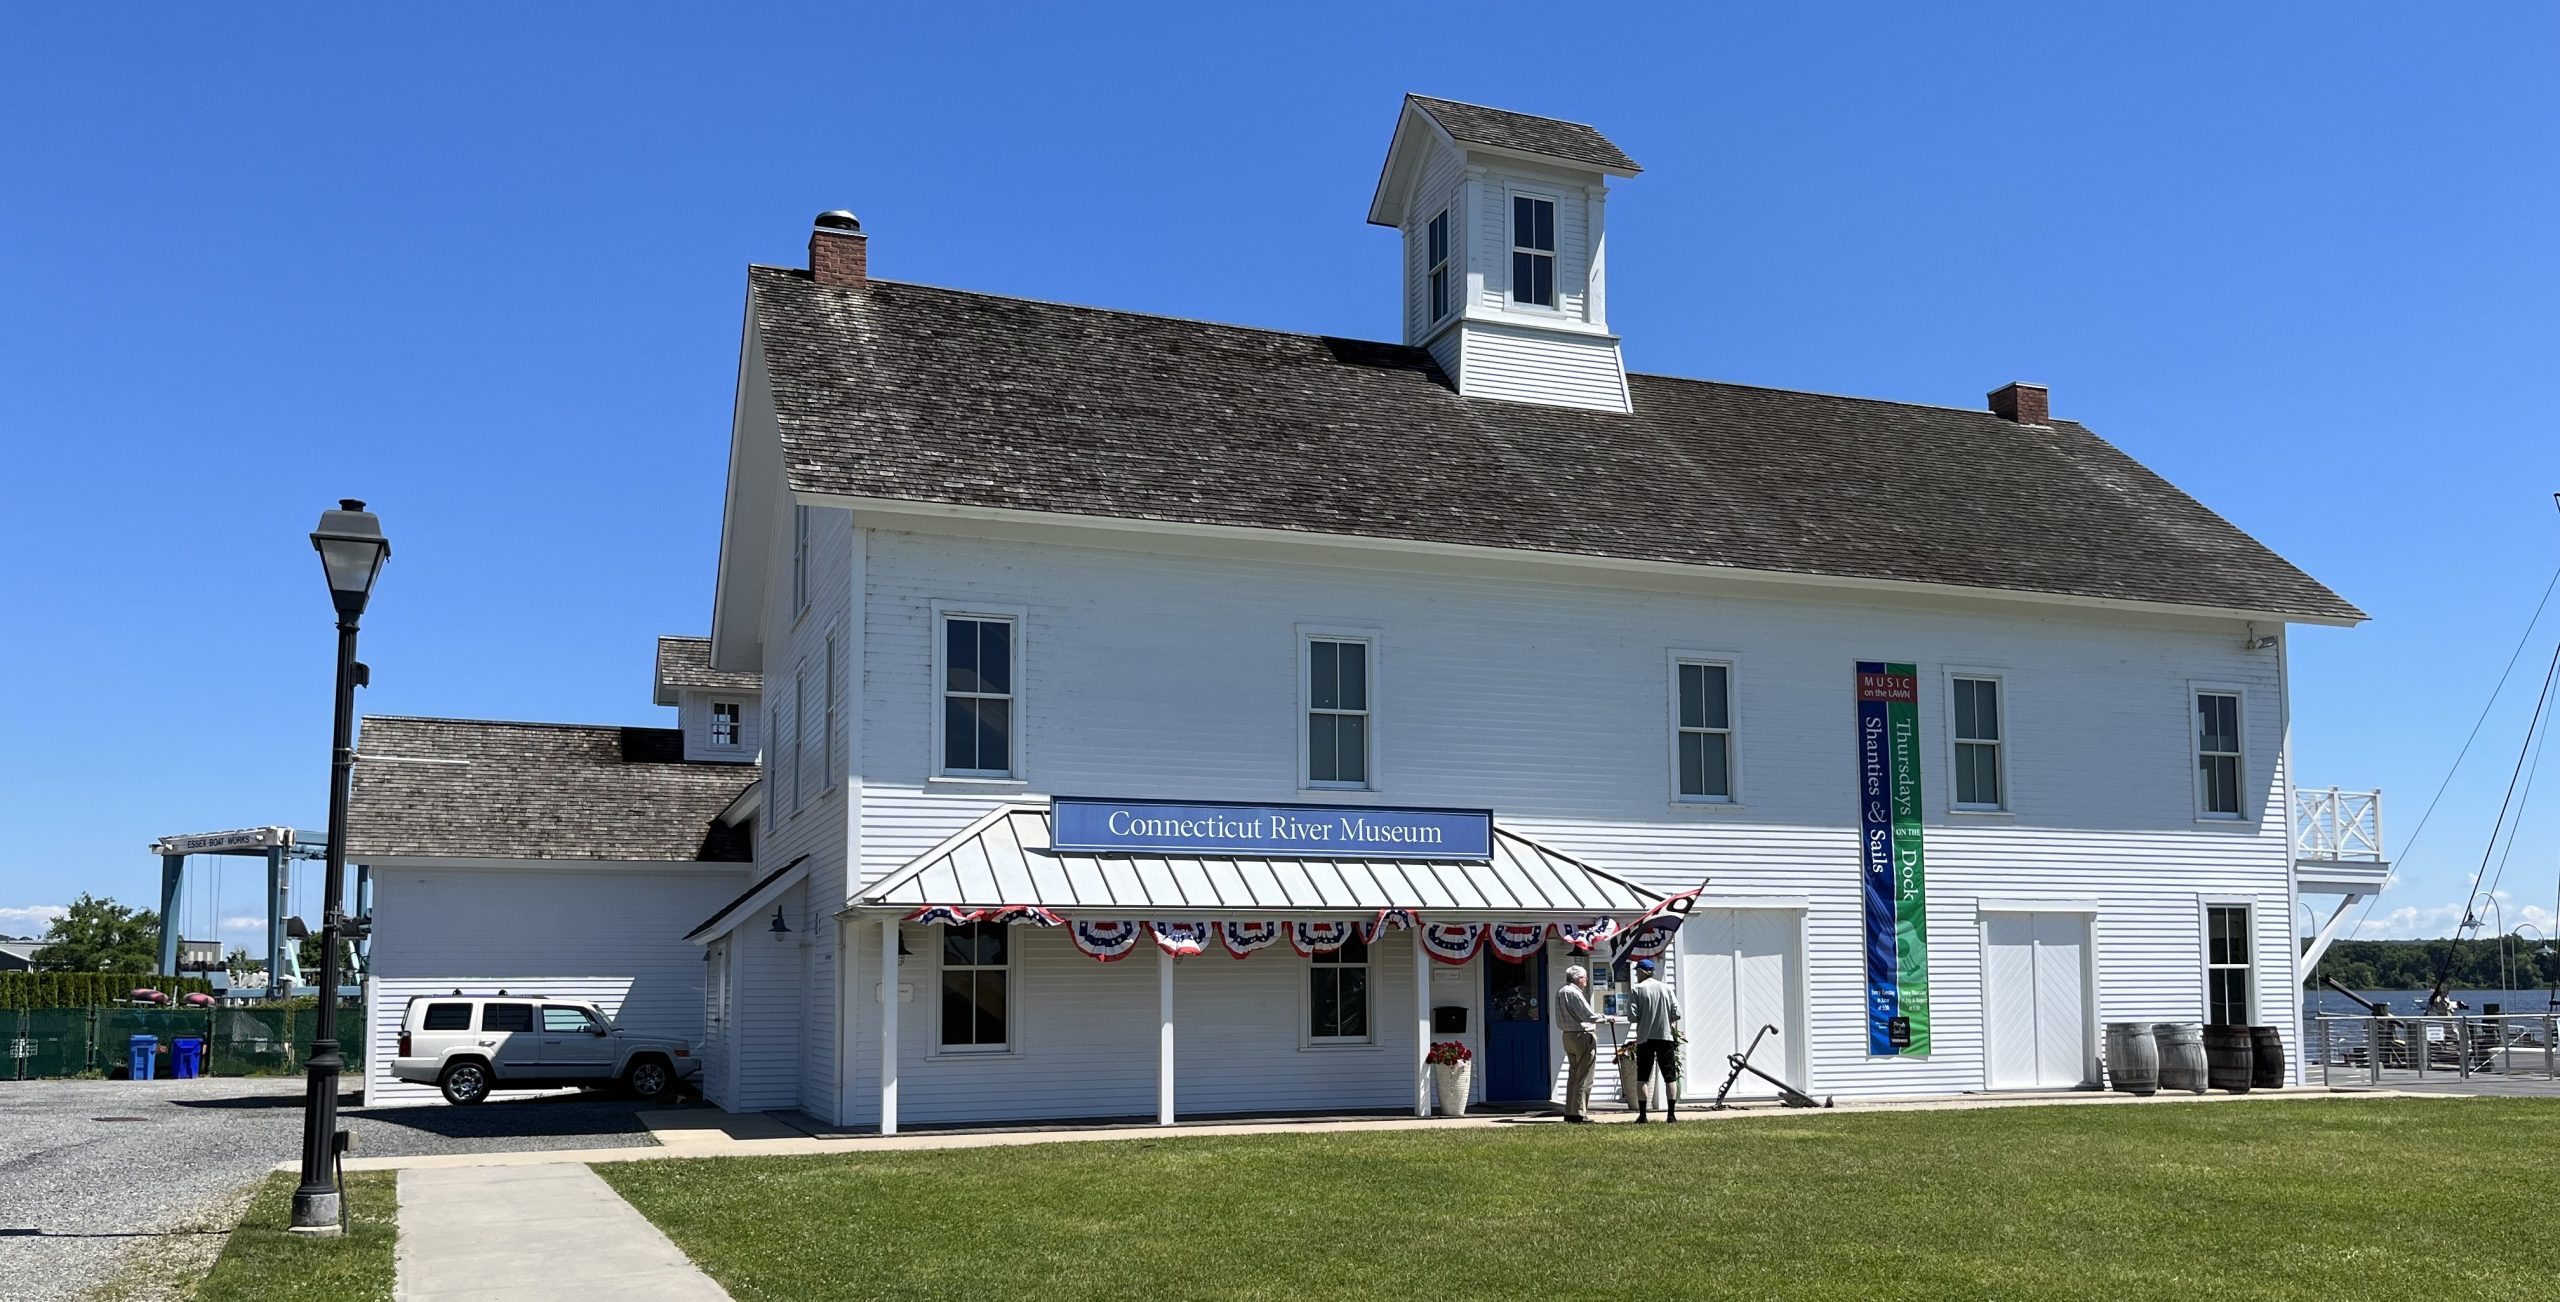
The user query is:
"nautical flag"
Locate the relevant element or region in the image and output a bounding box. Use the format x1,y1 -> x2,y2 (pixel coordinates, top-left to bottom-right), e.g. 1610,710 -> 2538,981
1219,920 -> 1283,958
1290,920 -> 1357,956
1421,923 -> 1485,964
1151,921 -> 1210,958
1069,920 -> 1142,961
1362,907 -> 1422,942
1606,885 -> 1704,964
1488,923 -> 1548,963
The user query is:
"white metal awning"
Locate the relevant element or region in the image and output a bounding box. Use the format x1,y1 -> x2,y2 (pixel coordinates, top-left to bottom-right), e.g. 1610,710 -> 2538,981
847,805 -> 1659,918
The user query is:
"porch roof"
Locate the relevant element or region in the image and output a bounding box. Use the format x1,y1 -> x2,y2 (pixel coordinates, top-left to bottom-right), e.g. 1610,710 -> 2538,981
849,805 -> 1661,918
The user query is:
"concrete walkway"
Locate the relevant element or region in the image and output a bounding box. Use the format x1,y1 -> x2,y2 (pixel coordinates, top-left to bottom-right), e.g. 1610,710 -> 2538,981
395,1163 -> 729,1301
341,1083 -> 2446,1175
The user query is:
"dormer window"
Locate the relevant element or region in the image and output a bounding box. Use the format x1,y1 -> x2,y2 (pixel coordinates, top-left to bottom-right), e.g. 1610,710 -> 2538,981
1510,195 -> 1556,307
710,701 -> 741,748
1426,209 -> 1453,322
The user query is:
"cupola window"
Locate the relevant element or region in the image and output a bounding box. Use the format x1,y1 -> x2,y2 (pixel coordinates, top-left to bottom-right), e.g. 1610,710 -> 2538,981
1426,208 -> 1453,322
1510,195 -> 1556,307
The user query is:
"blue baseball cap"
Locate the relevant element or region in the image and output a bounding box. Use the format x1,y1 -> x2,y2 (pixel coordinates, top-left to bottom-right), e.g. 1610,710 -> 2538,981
1635,959 -> 1656,974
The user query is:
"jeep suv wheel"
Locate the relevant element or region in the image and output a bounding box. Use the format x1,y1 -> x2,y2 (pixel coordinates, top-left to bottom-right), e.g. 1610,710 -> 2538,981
625,1056 -> 674,1101
440,1059 -> 492,1105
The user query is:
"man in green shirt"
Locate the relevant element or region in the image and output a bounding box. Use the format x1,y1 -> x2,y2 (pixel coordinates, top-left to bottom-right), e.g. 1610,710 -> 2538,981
1626,959 -> 1682,1121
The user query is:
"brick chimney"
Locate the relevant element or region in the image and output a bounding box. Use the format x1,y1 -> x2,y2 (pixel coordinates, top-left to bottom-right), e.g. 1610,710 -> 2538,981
808,210 -> 866,288
1988,381 -> 2049,425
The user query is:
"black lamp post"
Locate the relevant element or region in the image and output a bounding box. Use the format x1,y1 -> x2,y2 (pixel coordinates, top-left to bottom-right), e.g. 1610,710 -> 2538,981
290,499 -> 388,1236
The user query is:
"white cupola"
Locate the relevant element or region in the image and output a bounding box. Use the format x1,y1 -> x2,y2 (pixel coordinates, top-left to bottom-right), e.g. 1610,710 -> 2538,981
1368,95 -> 1642,413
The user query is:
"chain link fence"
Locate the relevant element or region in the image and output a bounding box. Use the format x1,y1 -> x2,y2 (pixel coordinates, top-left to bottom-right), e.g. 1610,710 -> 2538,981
5,1003 -> 365,1080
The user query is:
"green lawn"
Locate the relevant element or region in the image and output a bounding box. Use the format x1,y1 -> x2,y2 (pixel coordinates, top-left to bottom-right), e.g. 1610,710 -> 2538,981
600,1099 -> 2560,1301
193,1171 -> 396,1302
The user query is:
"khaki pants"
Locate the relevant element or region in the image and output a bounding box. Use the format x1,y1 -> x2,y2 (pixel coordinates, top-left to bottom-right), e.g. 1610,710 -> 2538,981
1562,1031 -> 1597,1117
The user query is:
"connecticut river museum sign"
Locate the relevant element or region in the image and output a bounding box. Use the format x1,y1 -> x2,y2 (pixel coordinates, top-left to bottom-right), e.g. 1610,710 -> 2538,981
1051,797 -> 1494,861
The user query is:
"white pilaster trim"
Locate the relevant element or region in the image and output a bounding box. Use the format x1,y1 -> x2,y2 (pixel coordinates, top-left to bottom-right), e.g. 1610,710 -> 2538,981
879,916 -> 899,1135
1413,932 -> 1432,1117
1158,945 -> 1176,1126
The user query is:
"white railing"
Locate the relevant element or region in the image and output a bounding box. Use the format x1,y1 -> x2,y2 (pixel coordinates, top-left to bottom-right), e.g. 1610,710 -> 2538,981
2295,787 -> 2383,862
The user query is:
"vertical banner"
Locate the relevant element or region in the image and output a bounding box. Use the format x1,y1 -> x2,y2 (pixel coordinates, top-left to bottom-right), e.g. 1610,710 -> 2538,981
1855,662 -> 1931,1056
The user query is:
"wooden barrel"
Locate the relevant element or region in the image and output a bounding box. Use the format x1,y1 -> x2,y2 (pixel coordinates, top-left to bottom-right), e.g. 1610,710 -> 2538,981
2203,1024 -> 2254,1092
2249,1026 -> 2286,1089
2104,1022 -> 2159,1095
2153,1022 -> 2209,1094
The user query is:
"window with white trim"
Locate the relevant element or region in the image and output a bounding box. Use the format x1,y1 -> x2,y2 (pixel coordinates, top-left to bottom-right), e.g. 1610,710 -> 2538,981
940,615 -> 1016,778
1674,660 -> 1733,802
823,630 -> 842,787
1425,208 -> 1453,323
1306,637 -> 1370,788
1951,675 -> 2005,810
2197,691 -> 2244,818
710,701 -> 740,748
1309,934 -> 1370,1040
939,921 -> 1009,1050
1510,194 -> 1556,307
791,504 -> 811,615
790,667 -> 809,813
2207,904 -> 2252,1025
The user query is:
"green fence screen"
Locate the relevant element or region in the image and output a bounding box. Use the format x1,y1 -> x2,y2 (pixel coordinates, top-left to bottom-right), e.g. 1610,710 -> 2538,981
4,1003 -> 364,1080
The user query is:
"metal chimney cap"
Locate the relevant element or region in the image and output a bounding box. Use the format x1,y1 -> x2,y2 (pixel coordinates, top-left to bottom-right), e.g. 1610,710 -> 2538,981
814,210 -> 862,233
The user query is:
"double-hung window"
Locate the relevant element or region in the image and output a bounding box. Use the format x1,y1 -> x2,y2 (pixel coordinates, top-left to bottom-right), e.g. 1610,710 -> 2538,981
1674,660 -> 1734,802
1951,675 -> 2005,810
1510,194 -> 1556,307
1309,934 -> 1370,1041
2196,691 -> 2244,818
939,921 -> 1009,1051
791,504 -> 811,615
823,630 -> 842,787
941,615 -> 1016,778
2206,904 -> 2253,1025
1306,637 -> 1370,788
710,701 -> 740,748
1425,208 -> 1453,323
791,667 -> 810,812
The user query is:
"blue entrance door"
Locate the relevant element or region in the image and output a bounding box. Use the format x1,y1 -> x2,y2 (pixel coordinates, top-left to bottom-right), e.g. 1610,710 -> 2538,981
1484,950 -> 1549,1101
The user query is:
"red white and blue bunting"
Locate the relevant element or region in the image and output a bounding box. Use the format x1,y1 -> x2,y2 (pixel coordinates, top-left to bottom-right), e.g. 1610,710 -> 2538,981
1069,920 -> 1143,962
1151,921 -> 1211,958
1362,907 -> 1422,943
1552,919 -> 1622,954
908,905 -> 984,927
1488,923 -> 1549,963
1289,920 -> 1358,956
1219,920 -> 1283,958
909,904 -> 1066,928
1421,923 -> 1485,964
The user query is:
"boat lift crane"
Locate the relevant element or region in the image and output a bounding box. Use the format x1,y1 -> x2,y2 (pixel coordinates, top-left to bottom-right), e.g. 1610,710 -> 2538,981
147,825 -> 369,1000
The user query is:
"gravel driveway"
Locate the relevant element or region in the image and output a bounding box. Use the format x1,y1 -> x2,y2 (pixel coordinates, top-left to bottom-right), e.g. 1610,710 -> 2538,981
0,1076 -> 679,1302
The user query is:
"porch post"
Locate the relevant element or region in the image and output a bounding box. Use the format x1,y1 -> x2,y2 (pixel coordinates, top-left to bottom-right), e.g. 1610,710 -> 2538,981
1158,944 -> 1176,1126
879,916 -> 899,1136
1414,931 -> 1432,1117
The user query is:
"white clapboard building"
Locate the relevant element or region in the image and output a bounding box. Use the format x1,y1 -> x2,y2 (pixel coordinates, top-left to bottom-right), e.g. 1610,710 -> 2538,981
356,95 -> 2367,1124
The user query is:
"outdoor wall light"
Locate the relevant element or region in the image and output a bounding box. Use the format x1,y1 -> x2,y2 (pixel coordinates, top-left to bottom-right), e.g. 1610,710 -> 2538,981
770,904 -> 792,935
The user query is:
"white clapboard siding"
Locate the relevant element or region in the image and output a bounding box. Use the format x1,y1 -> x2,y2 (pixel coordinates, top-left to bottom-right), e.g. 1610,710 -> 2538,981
362,864 -> 746,1107
813,525 -> 2300,1120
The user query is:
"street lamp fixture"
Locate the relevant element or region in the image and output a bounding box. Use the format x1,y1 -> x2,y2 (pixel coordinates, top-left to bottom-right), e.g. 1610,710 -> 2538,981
290,500 -> 388,1237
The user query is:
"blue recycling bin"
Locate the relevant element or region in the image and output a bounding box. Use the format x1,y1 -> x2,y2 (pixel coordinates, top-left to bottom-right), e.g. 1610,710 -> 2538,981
172,1037 -> 204,1079
128,1034 -> 158,1080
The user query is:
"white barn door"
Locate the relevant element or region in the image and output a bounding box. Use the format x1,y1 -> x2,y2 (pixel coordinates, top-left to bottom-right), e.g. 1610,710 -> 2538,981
1984,911 -> 2093,1090
1677,908 -> 1800,1100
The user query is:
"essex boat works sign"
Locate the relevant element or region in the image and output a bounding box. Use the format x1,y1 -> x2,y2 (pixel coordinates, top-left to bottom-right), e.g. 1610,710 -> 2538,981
1855,662 -> 1931,1057
1051,797 -> 1493,861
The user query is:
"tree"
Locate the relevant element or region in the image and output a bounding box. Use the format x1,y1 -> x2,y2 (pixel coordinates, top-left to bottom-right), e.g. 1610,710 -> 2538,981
33,894 -> 162,972
225,946 -> 256,979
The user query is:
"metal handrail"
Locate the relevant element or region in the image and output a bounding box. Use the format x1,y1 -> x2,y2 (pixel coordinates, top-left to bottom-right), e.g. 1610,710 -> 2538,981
2308,1012 -> 2559,1086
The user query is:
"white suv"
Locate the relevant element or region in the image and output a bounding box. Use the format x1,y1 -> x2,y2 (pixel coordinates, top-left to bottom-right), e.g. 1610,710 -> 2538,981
391,993 -> 701,1105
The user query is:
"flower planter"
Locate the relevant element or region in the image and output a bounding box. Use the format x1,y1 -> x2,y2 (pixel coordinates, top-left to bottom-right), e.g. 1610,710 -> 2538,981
1431,1061 -> 1472,1116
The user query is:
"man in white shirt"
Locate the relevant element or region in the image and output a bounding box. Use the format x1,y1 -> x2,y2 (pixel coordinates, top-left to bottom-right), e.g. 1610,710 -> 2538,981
1555,964 -> 1601,1123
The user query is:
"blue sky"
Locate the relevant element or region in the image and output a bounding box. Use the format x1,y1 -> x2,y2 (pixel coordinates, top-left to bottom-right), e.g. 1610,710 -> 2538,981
4,5 -> 2555,949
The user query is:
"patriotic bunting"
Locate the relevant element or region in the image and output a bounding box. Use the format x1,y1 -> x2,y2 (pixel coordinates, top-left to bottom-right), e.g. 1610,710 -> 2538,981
1151,921 -> 1211,958
1069,920 -> 1143,961
908,905 -> 983,927
1289,920 -> 1358,956
1605,885 -> 1704,964
983,904 -> 1066,927
1552,919 -> 1622,954
1219,920 -> 1283,958
1421,923 -> 1486,964
1488,923 -> 1549,963
1362,907 -> 1422,942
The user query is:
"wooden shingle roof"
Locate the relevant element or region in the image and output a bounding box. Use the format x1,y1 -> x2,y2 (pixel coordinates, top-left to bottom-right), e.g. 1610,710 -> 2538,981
347,716 -> 756,863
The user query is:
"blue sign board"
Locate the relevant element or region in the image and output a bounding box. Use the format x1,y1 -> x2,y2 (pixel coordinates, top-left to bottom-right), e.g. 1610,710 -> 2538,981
1050,797 -> 1493,861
